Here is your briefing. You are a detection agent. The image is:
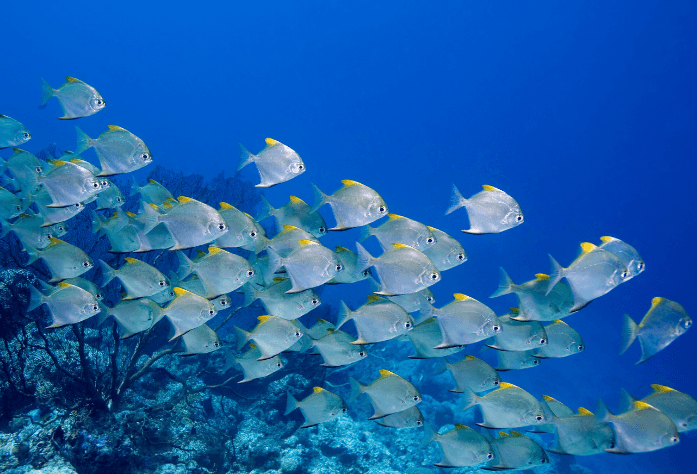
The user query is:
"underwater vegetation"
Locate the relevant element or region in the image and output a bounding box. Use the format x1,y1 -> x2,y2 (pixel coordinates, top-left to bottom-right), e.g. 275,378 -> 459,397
0,73 -> 695,474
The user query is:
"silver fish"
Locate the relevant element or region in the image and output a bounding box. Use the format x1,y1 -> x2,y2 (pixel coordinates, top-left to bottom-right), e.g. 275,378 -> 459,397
349,369 -> 421,419
386,287 -> 435,315
422,226 -> 467,272
374,406 -> 424,429
420,294 -> 500,348
548,242 -> 629,311
402,317 -> 463,359
311,180 -> 388,230
108,298 -> 163,339
1,212 -> 56,249
33,189 -> 87,226
486,310 -> 547,351
359,214 -> 436,252
214,203 -> 259,249
285,387 -> 347,428
621,297 -> 691,364
0,186 -> 23,220
444,355 -> 501,393
240,218 -> 269,254
483,431 -> 549,471
129,177 -> 173,206
176,247 -> 254,297
234,315 -> 303,360
227,344 -> 284,382
304,319 -> 336,339
63,277 -> 104,300
258,194 -> 327,238
95,181 -> 125,210
163,287 -> 217,340
99,257 -> 170,299
495,349 -> 541,371
25,238 -> 93,282
446,184 -> 524,234
28,282 -> 100,328
180,324 -> 222,355
621,385 -> 697,433
267,240 -> 344,293
310,329 -> 368,367
491,269 -> 575,322
336,296 -> 414,344
4,148 -> 42,191
460,382 -> 549,429
237,138 -> 305,188
534,319 -> 584,358
40,77 -> 105,119
242,279 -> 320,320
421,423 -> 493,468
26,160 -> 103,207
599,236 -> 645,280
326,246 -> 371,284
75,125 -> 152,176
356,242 -> 440,296
266,225 -> 319,257
0,116 -> 31,149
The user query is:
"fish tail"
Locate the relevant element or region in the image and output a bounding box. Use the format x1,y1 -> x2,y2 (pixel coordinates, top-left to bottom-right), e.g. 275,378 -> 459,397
348,377 -> 365,402
335,300 -> 353,329
445,183 -> 467,215
98,259 -> 116,286
74,127 -> 93,154
490,267 -> 516,298
265,247 -> 284,274
176,251 -> 194,280
242,283 -> 259,307
618,388 -> 639,413
594,398 -> 614,424
420,422 -> 438,448
357,225 -> 373,243
27,284 -> 46,312
129,175 -> 141,197
233,325 -> 251,350
620,313 -> 638,355
39,78 -> 54,108
256,194 -> 274,222
90,211 -> 103,234
458,388 -> 479,412
433,357 -> 448,375
354,242 -> 374,274
0,218 -> 11,238
284,391 -> 298,415
236,143 -> 256,171
137,200 -> 160,235
546,254 -> 564,296
310,183 -> 328,214
23,243 -> 40,266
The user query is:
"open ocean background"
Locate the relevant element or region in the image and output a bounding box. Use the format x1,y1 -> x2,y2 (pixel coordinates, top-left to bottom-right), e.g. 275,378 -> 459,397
2,1 -> 696,473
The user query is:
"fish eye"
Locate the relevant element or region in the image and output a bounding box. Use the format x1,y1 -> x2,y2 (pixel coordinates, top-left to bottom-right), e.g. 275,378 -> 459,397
92,305 -> 99,311
404,321 -> 412,329
311,298 -> 319,305
426,237 -> 434,244
75,203 -> 82,208
220,300 -> 228,306
681,422 -> 688,428
541,459 -> 547,464
535,415 -> 543,422
298,164 -> 304,170
487,453 -> 494,460
158,280 -> 166,287
208,309 -> 215,315
430,273 -> 438,281
24,133 -> 31,139
609,443 -> 616,449
214,342 -> 220,347
427,296 -> 435,303
359,351 -> 366,357
250,231 -> 257,237
457,253 -> 465,261
515,214 -> 523,222
318,226 -> 326,233
670,436 -> 679,444
247,269 -> 255,277
92,182 -> 99,188
493,380 -> 499,385
621,271 -> 628,279
493,325 -> 501,333
96,293 -> 102,299
294,330 -> 302,337
218,223 -> 226,231
169,291 -> 175,297
15,205 -> 21,211
116,197 -> 122,203
276,362 -> 282,367
342,407 -> 347,413
335,264 -> 343,272
533,359 -> 540,365
685,320 -> 692,328
82,261 -> 91,267
540,338 -> 547,345
141,153 -> 150,161
578,344 -> 584,351
35,166 -> 42,173
638,262 -> 645,270
412,395 -> 420,402
416,420 -> 423,426
361,270 -> 370,277
97,99 -> 104,105
378,206 -> 386,213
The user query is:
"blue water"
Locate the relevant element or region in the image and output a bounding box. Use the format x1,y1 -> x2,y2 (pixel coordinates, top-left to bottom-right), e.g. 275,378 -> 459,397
3,1 -> 697,473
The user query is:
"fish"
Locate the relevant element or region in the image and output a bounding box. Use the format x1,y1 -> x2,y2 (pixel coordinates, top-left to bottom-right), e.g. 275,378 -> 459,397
385,287 -> 435,315
163,287 -> 217,340
180,324 -> 222,355
242,279 -> 321,320
595,399 -> 679,453
149,286 -> 176,305
240,218 -> 269,254
482,431 -> 549,471
285,387 -> 347,428
108,298 -> 164,339
547,242 -> 629,311
336,296 -> 415,344
420,294 -> 500,348
495,349 -> 541,371
0,186 -> 23,220
75,125 -> 152,176
40,77 -> 105,119
443,355 -> 501,393
176,247 -> 254,297
33,189 -> 87,226
460,382 -> 549,429
92,213 -> 140,253
266,225 -> 319,257
326,246 -> 371,284
4,148 -> 42,191
620,385 -> 697,433
130,177 -> 173,206
24,160 -> 103,207
599,236 -> 645,280
24,238 -> 93,282
304,319 -> 336,339
309,329 -> 368,367
349,369 -> 422,419
446,184 -> 524,234
267,240 -> 344,293
359,214 -> 436,251
402,318 -> 463,359
421,423 -> 493,468
95,181 -> 125,210
490,269 -> 575,322
311,180 -> 388,230
28,282 -> 100,328
63,277 -> 104,300
213,203 -> 260,249
621,297 -> 691,364
227,344 -> 285,382
374,406 -> 424,429
0,115 -> 31,149
485,309 -> 547,351
99,257 -> 170,299
356,242 -> 440,296
237,138 -> 306,188
233,315 -> 304,360
137,196 -> 228,250
422,226 -> 467,272
257,194 -> 327,238
285,320 -> 314,353
534,319 -> 585,358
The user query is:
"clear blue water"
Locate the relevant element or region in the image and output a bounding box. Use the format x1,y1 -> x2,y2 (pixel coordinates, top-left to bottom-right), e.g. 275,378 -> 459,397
2,1 -> 696,473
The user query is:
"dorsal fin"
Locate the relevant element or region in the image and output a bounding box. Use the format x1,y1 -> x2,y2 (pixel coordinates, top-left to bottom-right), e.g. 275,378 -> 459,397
107,125 -> 126,131
282,224 -> 300,232
510,431 -> 522,437
341,179 -> 363,187
509,307 -> 520,314
52,160 -> 68,167
651,384 -> 674,393
12,148 -> 25,154
195,250 -> 206,258
378,369 -> 396,378
65,76 -> 81,83
257,315 -> 273,323
453,293 -> 470,301
124,257 -> 139,264
600,236 -> 615,243
577,407 -> 593,416
387,214 -> 404,220
326,328 -> 336,334
147,203 -> 159,210
580,242 -> 597,254
177,196 -> 195,204
289,195 -> 304,204
312,387 -> 325,393
464,355 -> 476,361
249,343 -> 257,350
243,212 -> 254,219
366,295 -> 382,303
498,431 -> 509,437
265,138 -> 279,146
551,319 -> 568,326
162,202 -> 174,209
298,239 -> 317,246
316,318 -> 328,324
335,246 -> 350,253
148,179 -> 158,184
454,424 -> 469,430
173,287 -> 191,297
482,185 -> 503,192
46,237 -> 63,248
125,211 -> 136,218
207,246 -> 223,255
58,282 -> 71,288
498,382 -> 516,389
634,400 -> 653,411
272,277 -> 287,283
424,317 -> 436,323
69,158 -> 84,164
391,243 -> 414,250
651,297 -> 664,308
542,395 -> 556,402
426,226 -> 437,232
219,202 -> 233,210
535,273 -> 550,280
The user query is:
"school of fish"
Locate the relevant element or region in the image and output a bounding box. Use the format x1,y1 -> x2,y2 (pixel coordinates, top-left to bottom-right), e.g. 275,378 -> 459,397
0,77 -> 694,470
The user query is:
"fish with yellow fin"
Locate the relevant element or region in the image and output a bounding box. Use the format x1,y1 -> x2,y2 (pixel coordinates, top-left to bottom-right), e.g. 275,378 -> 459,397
237,138 -> 305,188
446,184 -> 524,234
40,77 -> 105,119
